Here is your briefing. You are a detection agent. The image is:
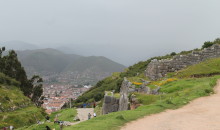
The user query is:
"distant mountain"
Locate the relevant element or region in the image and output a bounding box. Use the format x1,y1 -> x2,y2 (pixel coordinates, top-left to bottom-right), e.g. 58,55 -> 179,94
16,48 -> 126,85
0,41 -> 39,50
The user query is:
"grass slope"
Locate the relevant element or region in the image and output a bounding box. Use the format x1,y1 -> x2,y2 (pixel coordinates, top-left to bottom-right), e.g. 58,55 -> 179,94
49,108 -> 77,122
0,106 -> 46,129
0,73 -> 46,129
66,76 -> 219,130
20,108 -> 77,130
175,57 -> 220,78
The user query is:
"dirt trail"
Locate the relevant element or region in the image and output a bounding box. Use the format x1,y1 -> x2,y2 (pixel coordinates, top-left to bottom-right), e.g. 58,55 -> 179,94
70,108 -> 94,125
122,80 -> 220,130
76,108 -> 94,121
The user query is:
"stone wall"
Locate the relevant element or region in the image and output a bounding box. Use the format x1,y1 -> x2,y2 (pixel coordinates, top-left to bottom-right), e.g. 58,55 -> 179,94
102,95 -> 119,114
146,44 -> 220,80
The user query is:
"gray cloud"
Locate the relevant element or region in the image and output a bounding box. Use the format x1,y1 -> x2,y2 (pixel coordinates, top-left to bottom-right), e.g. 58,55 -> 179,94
0,0 -> 220,65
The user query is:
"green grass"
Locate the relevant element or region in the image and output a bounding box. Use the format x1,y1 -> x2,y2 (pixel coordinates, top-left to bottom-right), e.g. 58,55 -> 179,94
175,57 -> 220,78
17,122 -> 61,130
134,93 -> 159,105
64,76 -> 219,130
94,106 -> 102,116
18,108 -> 77,130
0,106 -> 46,129
49,108 -> 77,122
0,73 -> 46,129
0,85 -> 32,112
0,73 -> 28,112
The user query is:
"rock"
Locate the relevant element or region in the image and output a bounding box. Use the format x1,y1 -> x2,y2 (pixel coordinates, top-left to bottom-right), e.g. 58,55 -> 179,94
104,96 -> 112,104
63,121 -> 71,126
74,116 -> 80,121
151,87 -> 161,95
118,78 -> 129,111
102,96 -> 119,114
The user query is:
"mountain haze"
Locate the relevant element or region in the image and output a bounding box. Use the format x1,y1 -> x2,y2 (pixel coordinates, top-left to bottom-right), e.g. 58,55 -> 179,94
0,41 -> 39,50
16,48 -> 126,85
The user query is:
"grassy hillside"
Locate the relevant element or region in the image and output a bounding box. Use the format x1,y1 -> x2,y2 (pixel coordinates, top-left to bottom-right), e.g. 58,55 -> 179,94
0,106 -> 46,129
75,39 -> 218,105
19,108 -> 77,130
71,41 -> 220,129
174,57 -> 220,78
49,108 -> 77,122
74,53 -> 175,105
0,73 -> 46,129
67,76 -> 219,130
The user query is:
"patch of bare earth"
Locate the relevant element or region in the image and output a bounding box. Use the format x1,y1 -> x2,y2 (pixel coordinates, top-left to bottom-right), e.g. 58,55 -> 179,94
70,108 -> 94,126
121,80 -> 220,130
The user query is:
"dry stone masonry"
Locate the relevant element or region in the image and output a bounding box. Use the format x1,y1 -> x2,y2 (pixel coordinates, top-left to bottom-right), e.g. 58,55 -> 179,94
145,44 -> 220,80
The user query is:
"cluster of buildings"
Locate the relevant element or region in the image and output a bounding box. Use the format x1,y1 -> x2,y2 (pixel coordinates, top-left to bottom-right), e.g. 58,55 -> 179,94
42,84 -> 91,114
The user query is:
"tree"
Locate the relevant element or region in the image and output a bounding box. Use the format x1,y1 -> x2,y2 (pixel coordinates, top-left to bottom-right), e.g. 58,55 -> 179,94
0,47 -> 44,107
170,52 -> 177,56
202,41 -> 214,49
29,75 -> 43,106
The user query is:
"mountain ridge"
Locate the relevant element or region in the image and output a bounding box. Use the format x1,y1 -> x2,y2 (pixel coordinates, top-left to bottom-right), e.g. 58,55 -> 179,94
16,48 -> 126,85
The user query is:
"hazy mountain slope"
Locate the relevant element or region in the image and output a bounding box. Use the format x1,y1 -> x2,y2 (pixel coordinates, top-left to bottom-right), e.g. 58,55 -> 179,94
63,56 -> 125,73
17,48 -> 82,74
0,41 -> 39,50
16,48 -> 126,84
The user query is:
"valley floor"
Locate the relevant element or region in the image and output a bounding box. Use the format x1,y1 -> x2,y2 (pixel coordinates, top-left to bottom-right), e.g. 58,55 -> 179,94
121,80 -> 220,130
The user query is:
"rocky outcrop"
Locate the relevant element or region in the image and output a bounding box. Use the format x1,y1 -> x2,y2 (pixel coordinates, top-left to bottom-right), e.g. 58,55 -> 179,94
151,87 -> 161,95
118,78 -> 129,111
138,82 -> 151,94
102,78 -> 161,114
146,44 -> 220,80
102,96 -> 119,114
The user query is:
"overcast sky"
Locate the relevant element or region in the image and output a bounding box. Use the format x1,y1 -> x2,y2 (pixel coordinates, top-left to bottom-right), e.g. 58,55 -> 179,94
0,0 -> 220,66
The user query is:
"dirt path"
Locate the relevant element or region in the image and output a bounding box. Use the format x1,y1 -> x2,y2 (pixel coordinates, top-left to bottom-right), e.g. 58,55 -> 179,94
70,108 -> 94,125
76,108 -> 94,121
122,80 -> 220,130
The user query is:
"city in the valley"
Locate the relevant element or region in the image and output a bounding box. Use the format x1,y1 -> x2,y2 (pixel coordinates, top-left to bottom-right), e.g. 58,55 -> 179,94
42,84 -> 91,114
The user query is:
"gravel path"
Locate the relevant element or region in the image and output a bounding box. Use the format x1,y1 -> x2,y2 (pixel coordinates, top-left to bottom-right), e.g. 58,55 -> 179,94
70,108 -> 94,125
121,80 -> 220,130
